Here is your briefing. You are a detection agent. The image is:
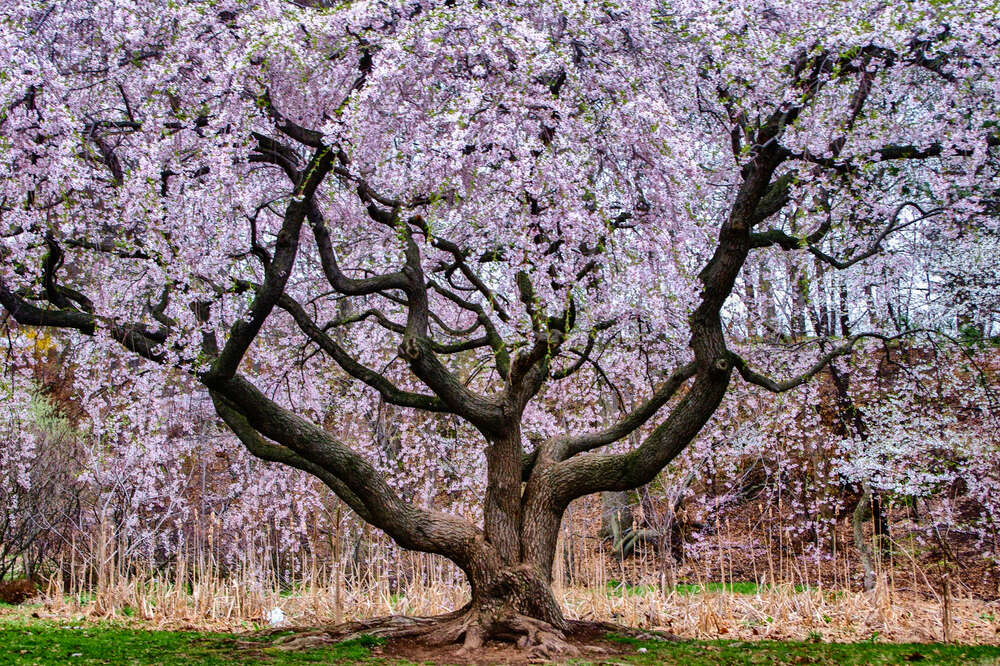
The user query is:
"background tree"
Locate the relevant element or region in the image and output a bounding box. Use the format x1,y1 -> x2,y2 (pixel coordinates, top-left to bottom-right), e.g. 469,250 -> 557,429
1,0 -> 998,655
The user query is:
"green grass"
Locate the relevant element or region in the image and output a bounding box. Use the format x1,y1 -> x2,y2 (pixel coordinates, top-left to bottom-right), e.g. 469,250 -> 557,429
674,581 -> 761,595
607,580 -> 813,597
673,581 -> 813,595
606,634 -> 1000,665
3,611 -> 1000,665
0,612 -> 382,665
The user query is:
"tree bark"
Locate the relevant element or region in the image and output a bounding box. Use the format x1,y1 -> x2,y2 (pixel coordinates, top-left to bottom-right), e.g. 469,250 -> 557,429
853,483 -> 877,592
483,425 -> 524,566
409,530 -> 572,655
601,491 -> 635,558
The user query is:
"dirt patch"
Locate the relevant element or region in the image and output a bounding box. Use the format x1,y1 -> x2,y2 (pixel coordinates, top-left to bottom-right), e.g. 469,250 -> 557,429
377,623 -> 647,665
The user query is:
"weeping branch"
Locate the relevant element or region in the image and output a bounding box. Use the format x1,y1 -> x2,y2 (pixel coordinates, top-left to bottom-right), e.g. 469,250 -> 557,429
209,145 -> 334,380
730,331 -> 928,393
556,361 -> 697,460
208,373 -> 487,571
751,203 -> 941,269
276,291 -> 450,413
211,391 -> 376,524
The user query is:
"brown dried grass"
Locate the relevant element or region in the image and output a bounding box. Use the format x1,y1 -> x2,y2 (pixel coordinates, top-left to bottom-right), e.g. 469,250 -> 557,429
28,542 -> 1000,646
16,499 -> 1000,645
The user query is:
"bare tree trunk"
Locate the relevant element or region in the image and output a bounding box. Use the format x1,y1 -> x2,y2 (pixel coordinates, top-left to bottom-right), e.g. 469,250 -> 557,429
600,491 -> 635,558
786,258 -> 808,339
759,265 -> 780,340
853,483 -> 877,592
483,426 -> 524,566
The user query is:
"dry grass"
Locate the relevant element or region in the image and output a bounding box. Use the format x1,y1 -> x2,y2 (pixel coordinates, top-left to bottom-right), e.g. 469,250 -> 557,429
561,581 -> 1000,644
13,501 -> 1000,646
24,554 -> 1000,646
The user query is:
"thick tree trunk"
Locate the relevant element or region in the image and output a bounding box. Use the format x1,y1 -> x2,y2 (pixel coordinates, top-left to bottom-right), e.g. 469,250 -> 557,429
457,564 -> 567,644
412,421 -> 573,654
483,426 -> 524,565
369,540 -> 572,656
294,551 -> 657,658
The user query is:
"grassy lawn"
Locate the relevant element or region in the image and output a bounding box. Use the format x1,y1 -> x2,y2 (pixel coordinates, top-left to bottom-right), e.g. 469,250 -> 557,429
608,634 -> 1000,664
2,609 -> 1000,665
0,610 -> 373,665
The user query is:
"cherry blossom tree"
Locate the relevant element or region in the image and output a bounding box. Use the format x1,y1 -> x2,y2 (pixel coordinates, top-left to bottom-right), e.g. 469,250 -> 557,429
1,0 -> 998,653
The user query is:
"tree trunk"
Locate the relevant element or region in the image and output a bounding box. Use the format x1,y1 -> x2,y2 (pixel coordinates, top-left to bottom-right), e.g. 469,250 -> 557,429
462,564 -> 567,638
427,424 -> 575,655
483,427 -> 524,566
853,483 -> 877,592
389,531 -> 574,656
601,491 -> 635,558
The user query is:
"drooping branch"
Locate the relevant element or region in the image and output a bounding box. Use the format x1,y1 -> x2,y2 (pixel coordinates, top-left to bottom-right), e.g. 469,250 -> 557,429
63,238 -> 152,261
750,219 -> 831,251
249,132 -> 302,180
535,132 -> 788,504
751,203 -> 940,269
320,306 -> 490,355
275,291 -> 450,413
549,319 -> 615,381
0,280 -> 167,363
41,236 -> 93,313
408,214 -> 512,323
206,373 -> 487,571
791,133 -> 1000,172
211,391 -> 376,524
542,369 -> 731,506
506,280 -> 584,414
429,280 -> 510,378
209,146 -> 334,380
519,359 -> 696,480
305,201 -> 411,296
290,159 -> 508,426
396,233 -> 506,432
257,89 -> 325,148
0,281 -> 96,334
87,127 -> 125,186
553,361 -> 697,460
729,331 -> 917,393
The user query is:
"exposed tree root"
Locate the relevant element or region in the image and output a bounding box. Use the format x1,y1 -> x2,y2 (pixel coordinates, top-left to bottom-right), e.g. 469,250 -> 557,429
268,607 -> 468,650
258,607 -> 676,659
567,618 -> 677,642
500,613 -> 580,660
